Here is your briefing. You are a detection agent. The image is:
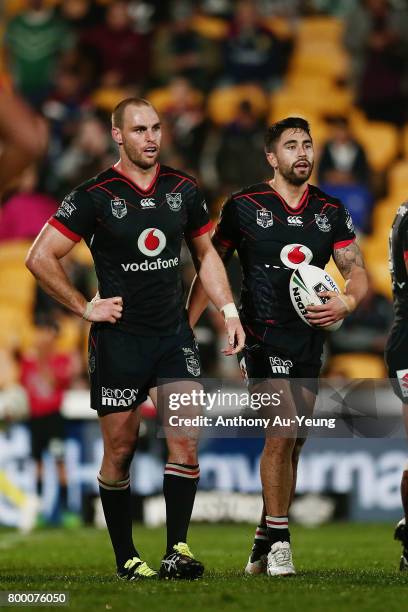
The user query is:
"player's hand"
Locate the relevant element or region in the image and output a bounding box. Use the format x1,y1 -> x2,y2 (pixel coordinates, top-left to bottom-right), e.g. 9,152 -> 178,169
85,296 -> 123,324
221,317 -> 246,355
306,291 -> 355,327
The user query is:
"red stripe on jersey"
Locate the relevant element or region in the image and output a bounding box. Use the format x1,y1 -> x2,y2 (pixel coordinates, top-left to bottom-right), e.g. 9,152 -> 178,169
270,185 -> 310,214
111,163 -> 161,193
48,218 -> 81,242
160,172 -> 196,186
244,194 -> 268,210
233,191 -> 273,200
189,221 -> 213,238
403,251 -> 408,261
333,238 -> 355,249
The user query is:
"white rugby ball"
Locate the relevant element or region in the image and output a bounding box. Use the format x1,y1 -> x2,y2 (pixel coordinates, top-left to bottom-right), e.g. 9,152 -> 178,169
289,263 -> 343,331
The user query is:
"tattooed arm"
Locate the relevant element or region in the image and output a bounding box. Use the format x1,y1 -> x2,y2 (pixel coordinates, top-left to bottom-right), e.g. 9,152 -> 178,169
187,233 -> 236,328
306,241 -> 368,328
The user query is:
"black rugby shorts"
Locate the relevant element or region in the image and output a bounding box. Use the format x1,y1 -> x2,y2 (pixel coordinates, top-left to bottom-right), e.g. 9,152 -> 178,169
88,320 -> 201,416
238,328 -> 323,395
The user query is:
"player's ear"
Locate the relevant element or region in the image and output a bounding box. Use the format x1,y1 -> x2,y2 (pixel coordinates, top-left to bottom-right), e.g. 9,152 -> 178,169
265,150 -> 278,170
111,126 -> 123,146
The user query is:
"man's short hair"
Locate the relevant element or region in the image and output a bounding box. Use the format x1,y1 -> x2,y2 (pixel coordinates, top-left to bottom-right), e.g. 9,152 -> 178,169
111,98 -> 154,129
265,117 -> 311,152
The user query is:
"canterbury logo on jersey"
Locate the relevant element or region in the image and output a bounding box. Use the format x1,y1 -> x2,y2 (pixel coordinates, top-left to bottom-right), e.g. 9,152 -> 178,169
121,257 -> 179,272
287,216 -> 303,226
140,198 -> 156,208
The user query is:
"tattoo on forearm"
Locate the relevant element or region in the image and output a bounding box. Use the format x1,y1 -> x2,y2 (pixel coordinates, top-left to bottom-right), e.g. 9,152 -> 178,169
334,242 -> 365,277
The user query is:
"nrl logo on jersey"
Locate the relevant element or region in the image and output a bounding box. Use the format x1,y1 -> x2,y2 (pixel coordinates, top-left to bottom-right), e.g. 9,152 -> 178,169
111,197 -> 127,219
166,192 -> 182,211
257,209 -> 273,228
315,214 -> 331,232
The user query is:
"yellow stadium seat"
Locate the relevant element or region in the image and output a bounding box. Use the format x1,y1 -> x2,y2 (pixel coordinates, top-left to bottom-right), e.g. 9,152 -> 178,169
207,85 -> 268,125
147,86 -> 204,115
352,121 -> 398,173
289,48 -> 349,82
370,198 -> 399,235
328,353 -> 386,379
71,241 -> 93,267
269,88 -> 352,125
388,159 -> 408,197
296,16 -> 344,46
191,15 -> 228,40
91,86 -> 131,114
0,241 -> 35,309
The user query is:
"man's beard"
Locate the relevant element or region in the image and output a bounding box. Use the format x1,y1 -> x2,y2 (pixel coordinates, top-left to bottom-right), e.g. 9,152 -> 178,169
123,141 -> 159,169
280,161 -> 313,186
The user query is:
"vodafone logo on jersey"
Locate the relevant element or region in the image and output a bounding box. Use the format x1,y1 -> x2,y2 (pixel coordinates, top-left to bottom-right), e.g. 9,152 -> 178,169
280,244 -> 313,269
138,228 -> 166,257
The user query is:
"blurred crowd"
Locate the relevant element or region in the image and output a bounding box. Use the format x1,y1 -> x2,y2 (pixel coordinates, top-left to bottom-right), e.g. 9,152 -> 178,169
1,0 -> 408,401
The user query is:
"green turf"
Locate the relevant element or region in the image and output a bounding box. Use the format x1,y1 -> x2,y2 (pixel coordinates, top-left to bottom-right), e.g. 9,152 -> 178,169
0,523 -> 407,611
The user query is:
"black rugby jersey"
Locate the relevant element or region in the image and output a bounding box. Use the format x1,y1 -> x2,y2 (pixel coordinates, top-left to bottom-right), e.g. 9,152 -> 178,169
389,202 -> 408,321
49,164 -> 211,335
215,182 -> 355,339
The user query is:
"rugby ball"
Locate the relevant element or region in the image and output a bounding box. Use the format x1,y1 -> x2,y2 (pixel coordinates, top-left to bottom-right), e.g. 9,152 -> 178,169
289,263 -> 343,331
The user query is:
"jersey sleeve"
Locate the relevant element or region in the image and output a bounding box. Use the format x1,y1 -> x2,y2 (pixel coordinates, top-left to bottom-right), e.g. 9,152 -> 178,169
185,185 -> 212,238
48,189 -> 96,244
332,202 -> 356,250
213,197 -> 240,249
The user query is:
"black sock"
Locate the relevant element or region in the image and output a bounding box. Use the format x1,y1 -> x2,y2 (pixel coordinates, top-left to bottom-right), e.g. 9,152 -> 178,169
266,515 -> 290,545
98,473 -> 138,569
59,485 -> 68,511
250,525 -> 270,561
163,463 -> 200,554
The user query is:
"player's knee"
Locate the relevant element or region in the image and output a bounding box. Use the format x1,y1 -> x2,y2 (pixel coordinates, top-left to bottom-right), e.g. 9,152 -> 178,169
105,440 -> 135,468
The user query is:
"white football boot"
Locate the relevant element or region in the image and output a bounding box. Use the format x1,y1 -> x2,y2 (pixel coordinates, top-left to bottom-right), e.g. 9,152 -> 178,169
266,541 -> 296,576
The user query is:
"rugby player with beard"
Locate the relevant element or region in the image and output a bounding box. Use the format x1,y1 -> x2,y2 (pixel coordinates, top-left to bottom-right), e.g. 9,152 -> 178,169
188,117 -> 368,576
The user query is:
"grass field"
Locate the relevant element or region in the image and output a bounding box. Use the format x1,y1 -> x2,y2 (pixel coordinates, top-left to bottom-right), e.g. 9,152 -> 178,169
0,523 -> 407,612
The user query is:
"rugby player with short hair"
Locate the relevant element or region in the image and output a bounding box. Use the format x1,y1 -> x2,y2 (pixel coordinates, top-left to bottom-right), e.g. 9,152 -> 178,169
188,117 -> 368,576
26,98 -> 245,580
385,204 -> 408,571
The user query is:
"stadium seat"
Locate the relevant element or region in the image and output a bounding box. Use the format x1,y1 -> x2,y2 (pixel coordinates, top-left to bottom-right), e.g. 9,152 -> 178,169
269,88 -> 352,126
289,47 -> 349,82
351,121 -> 398,173
147,85 -> 204,115
296,16 -> 344,46
191,14 -> 228,39
328,353 -> 387,379
207,85 -> 268,125
0,241 -> 35,309
388,159 -> 408,198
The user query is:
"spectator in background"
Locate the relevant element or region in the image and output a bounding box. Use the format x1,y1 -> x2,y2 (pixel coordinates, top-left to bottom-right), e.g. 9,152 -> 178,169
54,114 -> 116,194
318,116 -> 373,234
20,316 -> 79,524
57,0 -> 104,35
222,0 -> 291,89
0,166 -> 57,242
152,0 -> 219,89
80,0 -> 151,89
327,274 -> 393,356
4,0 -> 75,109
344,0 -> 408,125
215,100 -> 269,191
161,77 -> 209,174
